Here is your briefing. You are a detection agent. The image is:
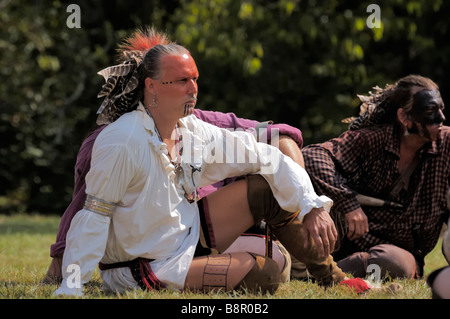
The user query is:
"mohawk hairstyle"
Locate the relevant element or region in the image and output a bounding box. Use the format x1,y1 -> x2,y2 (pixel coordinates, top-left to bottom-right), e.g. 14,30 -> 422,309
118,26 -> 170,55
95,27 -> 171,125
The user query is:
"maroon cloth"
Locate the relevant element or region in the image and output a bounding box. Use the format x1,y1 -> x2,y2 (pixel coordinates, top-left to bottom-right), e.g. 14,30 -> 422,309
50,126 -> 105,257
50,110 -> 303,257
193,109 -> 303,198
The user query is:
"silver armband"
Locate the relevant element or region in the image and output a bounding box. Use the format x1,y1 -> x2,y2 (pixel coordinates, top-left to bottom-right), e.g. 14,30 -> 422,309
84,195 -> 116,217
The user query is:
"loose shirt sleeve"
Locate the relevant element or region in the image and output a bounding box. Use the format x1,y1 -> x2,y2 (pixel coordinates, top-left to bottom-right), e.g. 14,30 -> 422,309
193,109 -> 304,199
184,117 -> 331,219
54,128 -> 140,296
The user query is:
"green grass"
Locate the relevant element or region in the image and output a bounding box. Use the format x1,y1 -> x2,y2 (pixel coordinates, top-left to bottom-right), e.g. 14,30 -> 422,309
0,214 -> 447,299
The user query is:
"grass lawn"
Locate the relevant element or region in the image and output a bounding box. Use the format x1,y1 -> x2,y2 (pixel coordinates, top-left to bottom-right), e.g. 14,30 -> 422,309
0,213 -> 448,301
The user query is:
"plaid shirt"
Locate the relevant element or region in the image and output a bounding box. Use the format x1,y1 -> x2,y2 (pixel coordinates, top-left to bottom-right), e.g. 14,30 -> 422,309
303,125 -> 450,261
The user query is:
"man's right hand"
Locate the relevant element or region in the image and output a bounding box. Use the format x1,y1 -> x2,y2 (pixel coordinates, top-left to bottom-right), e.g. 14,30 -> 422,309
345,208 -> 369,240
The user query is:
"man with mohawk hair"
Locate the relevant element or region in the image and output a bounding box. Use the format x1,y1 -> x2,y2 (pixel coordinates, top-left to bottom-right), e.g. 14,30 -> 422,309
52,27 -> 351,296
44,27 -> 308,286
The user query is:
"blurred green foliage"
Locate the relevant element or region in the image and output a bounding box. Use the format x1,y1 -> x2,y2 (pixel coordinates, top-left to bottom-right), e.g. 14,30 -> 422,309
0,0 -> 449,214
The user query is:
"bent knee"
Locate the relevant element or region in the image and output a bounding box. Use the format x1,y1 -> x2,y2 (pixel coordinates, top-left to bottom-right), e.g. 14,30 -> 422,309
368,244 -> 417,279
224,235 -> 291,281
236,254 -> 281,294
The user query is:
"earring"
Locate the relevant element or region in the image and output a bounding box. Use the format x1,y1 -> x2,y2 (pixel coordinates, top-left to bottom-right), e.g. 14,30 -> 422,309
403,123 -> 410,137
148,95 -> 158,108
404,129 -> 410,137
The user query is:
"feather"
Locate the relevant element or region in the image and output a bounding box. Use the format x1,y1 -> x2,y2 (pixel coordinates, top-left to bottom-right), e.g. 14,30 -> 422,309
122,50 -> 145,64
96,111 -> 111,125
97,63 -> 135,81
117,70 -> 139,96
342,116 -> 357,124
95,27 -> 171,124
97,76 -> 118,98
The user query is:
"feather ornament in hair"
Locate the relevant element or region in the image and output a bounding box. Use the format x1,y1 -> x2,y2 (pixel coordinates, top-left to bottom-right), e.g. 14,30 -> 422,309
342,84 -> 396,130
95,27 -> 171,125
97,63 -> 135,81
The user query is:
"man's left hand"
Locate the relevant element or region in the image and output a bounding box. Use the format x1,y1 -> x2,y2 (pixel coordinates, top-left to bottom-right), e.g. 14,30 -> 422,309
302,207 -> 337,257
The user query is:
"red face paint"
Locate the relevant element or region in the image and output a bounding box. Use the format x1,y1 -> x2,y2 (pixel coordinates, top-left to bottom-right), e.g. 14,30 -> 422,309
160,54 -> 199,88
156,54 -> 199,117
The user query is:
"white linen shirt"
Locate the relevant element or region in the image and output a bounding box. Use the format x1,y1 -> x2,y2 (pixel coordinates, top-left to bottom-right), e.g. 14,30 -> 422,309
55,103 -> 332,296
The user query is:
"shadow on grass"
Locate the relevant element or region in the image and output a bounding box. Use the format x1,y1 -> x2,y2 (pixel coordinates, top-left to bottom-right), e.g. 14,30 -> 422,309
0,214 -> 60,235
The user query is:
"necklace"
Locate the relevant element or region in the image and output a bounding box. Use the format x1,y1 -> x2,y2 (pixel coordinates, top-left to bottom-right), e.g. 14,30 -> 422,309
145,107 -> 183,166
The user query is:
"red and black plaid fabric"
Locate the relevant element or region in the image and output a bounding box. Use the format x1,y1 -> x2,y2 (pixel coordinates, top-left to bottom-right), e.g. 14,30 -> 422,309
303,125 -> 450,264
99,258 -> 166,291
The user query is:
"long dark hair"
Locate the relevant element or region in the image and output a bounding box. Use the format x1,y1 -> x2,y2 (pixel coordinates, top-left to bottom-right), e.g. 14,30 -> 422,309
346,74 -> 439,131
